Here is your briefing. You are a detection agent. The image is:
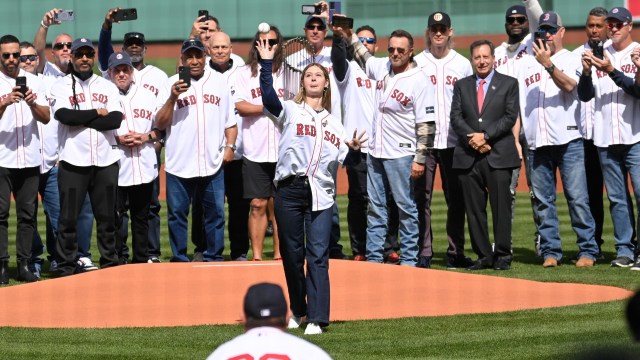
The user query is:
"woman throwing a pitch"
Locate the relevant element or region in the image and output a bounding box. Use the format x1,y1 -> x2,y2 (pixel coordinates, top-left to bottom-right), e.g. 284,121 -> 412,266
256,38 -> 366,335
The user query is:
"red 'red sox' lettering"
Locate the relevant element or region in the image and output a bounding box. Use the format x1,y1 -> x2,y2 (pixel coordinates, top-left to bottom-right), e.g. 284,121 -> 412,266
355,77 -> 372,88
525,73 -> 542,87
296,123 -> 317,137
323,130 -> 341,149
391,89 -> 411,106
69,93 -> 86,106
203,94 -> 221,105
132,109 -> 152,120
92,93 -> 108,105
176,95 -> 197,109
143,84 -> 159,96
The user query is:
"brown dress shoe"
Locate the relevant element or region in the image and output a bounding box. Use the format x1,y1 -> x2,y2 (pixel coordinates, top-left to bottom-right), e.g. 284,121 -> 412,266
576,257 -> 595,267
543,257 -> 558,268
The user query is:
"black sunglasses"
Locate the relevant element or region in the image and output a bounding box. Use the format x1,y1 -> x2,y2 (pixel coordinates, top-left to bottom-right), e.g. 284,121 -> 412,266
305,24 -> 326,31
506,16 -> 527,24
73,50 -> 95,58
388,47 -> 408,55
359,37 -> 376,44
19,55 -> 38,62
1,52 -> 20,60
53,42 -> 72,50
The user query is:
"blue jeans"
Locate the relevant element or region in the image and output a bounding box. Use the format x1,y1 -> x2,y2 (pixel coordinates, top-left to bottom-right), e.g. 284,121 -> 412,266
275,176 -> 332,326
530,139 -> 598,261
166,171 -> 225,262
598,143 -> 640,259
32,166 -> 61,263
366,155 -> 419,266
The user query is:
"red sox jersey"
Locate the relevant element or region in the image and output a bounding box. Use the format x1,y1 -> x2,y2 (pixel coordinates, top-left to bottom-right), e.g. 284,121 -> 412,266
234,64 -> 284,163
366,59 -> 436,159
517,49 -> 582,149
584,42 -> 640,147
335,60 -> 381,155
49,74 -> 123,167
157,67 -> 236,178
266,100 -> 348,211
206,327 -> 332,360
115,83 -> 159,186
43,61 -> 66,79
216,60 -> 245,161
414,49 -> 473,148
0,69 -> 48,168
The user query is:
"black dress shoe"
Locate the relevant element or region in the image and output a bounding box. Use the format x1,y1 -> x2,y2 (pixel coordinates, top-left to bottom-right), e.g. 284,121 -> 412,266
467,260 -> 493,271
0,260 -> 9,284
16,260 -> 38,282
494,258 -> 511,270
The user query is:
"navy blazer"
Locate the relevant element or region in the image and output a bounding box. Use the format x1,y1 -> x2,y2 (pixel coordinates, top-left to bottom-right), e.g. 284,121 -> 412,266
450,71 -> 521,170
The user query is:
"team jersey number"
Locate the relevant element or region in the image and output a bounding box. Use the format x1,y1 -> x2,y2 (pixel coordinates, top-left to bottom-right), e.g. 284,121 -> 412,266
228,354 -> 291,360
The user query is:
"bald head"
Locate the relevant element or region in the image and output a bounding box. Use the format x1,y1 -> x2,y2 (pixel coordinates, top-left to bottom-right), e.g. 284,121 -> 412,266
208,31 -> 232,68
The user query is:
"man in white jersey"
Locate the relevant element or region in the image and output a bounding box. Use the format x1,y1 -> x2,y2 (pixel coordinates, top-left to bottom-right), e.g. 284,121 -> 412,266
413,12 -> 473,269
49,38 -> 124,277
347,29 -> 436,266
97,8 -> 169,263
518,11 -> 599,267
191,32 -> 249,261
235,27 -> 285,261
156,39 -> 237,262
572,7 -> 611,260
109,52 -> 160,264
0,35 -> 50,284
578,6 -> 640,269
206,282 -> 332,359
180,13 -> 244,70
33,8 -> 97,272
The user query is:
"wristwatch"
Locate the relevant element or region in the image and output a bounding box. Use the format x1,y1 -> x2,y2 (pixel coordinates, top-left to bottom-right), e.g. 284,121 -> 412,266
225,144 -> 237,151
545,63 -> 555,75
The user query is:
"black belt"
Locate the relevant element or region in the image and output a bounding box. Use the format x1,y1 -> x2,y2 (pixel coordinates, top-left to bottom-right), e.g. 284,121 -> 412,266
278,175 -> 308,187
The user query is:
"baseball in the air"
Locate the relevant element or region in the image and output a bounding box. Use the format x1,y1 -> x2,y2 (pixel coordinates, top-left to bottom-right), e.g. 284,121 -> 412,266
258,22 -> 270,33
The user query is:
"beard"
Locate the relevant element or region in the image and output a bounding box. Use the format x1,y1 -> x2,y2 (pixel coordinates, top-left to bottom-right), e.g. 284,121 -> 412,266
129,54 -> 143,63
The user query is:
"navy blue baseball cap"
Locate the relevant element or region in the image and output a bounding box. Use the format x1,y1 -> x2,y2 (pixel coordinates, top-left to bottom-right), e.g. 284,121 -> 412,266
70,38 -> 94,52
505,5 -> 526,18
607,7 -> 632,23
539,11 -> 563,28
243,283 -> 288,319
181,38 -> 205,53
108,52 -> 133,69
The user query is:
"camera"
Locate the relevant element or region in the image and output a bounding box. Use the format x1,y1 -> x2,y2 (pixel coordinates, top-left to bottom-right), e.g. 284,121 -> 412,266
592,41 -> 604,60
533,31 -> 547,50
332,15 -> 353,29
301,5 -> 321,15
178,66 -> 191,88
113,8 -> 137,22
54,10 -> 74,22
16,76 -> 27,96
198,10 -> 209,22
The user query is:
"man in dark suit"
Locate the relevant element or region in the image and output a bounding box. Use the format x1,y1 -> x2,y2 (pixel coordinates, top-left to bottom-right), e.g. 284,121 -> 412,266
450,39 -> 520,270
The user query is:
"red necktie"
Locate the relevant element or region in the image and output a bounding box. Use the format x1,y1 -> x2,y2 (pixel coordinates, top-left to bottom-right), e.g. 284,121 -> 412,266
477,79 -> 485,113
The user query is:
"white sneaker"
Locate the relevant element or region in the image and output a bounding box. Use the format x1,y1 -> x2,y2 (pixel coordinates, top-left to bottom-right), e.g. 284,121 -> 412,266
78,257 -> 98,271
304,322 -> 323,335
287,315 -> 303,329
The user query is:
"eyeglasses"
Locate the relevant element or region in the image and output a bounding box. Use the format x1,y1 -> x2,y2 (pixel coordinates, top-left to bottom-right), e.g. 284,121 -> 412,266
359,37 -> 376,44
537,26 -> 558,35
506,16 -> 527,24
73,50 -> 95,58
388,47 -> 409,55
53,42 -> 72,50
1,52 -> 20,60
19,55 -> 37,62
305,24 -> 326,31
608,22 -> 629,30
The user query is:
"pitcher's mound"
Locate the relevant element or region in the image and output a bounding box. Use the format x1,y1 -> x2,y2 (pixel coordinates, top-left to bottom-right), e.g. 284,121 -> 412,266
0,260 -> 632,328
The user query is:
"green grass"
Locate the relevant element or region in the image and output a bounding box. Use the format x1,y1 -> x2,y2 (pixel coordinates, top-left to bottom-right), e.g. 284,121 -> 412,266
1,193 -> 640,359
